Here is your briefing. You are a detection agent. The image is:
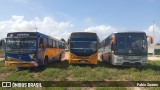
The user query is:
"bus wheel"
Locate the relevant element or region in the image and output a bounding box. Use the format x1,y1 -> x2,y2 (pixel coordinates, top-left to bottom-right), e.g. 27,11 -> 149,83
91,64 -> 96,68
109,56 -> 112,66
44,56 -> 48,66
57,54 -> 61,62
101,55 -> 104,62
16,67 -> 24,71
28,67 -> 36,71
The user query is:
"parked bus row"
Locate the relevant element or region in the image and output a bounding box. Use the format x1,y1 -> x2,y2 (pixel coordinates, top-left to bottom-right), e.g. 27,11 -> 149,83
4,31 -> 153,69
68,32 -> 153,66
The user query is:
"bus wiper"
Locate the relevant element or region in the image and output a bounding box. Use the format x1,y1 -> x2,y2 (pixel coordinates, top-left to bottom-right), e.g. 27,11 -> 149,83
134,42 -> 143,54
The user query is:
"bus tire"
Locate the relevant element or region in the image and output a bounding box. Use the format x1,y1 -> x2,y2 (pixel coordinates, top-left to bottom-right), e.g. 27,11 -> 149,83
28,67 -> 36,71
101,55 -> 104,62
44,56 -> 48,66
101,55 -> 105,62
57,54 -> 61,62
16,67 -> 24,71
109,56 -> 112,66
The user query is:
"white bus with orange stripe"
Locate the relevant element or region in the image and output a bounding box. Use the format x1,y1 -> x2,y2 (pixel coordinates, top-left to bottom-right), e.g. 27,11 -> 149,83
5,32 -> 65,69
99,32 -> 153,66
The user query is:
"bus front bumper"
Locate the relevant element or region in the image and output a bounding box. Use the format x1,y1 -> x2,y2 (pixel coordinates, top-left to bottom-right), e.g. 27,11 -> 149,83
112,61 -> 147,66
112,55 -> 148,66
5,61 -> 38,67
69,59 -> 97,64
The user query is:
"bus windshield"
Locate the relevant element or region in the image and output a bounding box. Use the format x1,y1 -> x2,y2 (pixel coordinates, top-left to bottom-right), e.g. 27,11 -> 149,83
71,41 -> 97,50
114,33 -> 147,55
6,38 -> 37,54
70,40 -> 97,56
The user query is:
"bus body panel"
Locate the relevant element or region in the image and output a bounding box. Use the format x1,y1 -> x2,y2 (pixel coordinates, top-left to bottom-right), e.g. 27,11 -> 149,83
101,52 -> 112,63
69,51 -> 98,64
100,32 -> 148,66
111,55 -> 147,66
5,52 -> 38,67
44,48 -> 65,61
5,32 -> 65,68
68,32 -> 99,65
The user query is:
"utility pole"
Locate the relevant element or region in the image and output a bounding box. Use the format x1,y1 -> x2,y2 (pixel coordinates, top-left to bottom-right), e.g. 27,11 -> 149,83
153,20 -> 155,56
35,27 -> 38,32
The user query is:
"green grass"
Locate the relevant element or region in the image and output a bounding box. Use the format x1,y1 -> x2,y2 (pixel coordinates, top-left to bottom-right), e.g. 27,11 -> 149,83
0,87 -> 67,90
0,60 -> 5,67
0,60 -> 160,89
5,70 -> 37,81
0,50 -> 4,58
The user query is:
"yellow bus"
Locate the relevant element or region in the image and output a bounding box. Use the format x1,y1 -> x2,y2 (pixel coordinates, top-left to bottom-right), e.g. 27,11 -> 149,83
5,32 -> 65,69
68,32 -> 99,64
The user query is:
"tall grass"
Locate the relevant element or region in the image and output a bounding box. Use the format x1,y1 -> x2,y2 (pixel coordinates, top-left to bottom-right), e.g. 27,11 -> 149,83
0,60 -> 160,89
0,50 -> 4,58
1,60 -> 160,81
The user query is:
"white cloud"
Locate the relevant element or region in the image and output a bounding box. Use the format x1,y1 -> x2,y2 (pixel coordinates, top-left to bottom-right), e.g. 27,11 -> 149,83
83,17 -> 94,26
1,15 -> 159,44
84,24 -> 160,44
84,25 -> 131,41
0,15 -> 73,41
144,24 -> 160,44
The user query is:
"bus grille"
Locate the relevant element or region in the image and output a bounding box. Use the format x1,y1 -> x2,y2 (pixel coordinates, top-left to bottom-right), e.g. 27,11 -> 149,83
122,62 -> 142,66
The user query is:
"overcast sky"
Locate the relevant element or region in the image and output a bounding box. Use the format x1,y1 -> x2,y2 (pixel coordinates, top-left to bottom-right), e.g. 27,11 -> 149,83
0,0 -> 159,43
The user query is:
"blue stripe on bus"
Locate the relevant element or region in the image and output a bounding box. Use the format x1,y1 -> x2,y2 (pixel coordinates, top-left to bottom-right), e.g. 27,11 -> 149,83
6,53 -> 34,61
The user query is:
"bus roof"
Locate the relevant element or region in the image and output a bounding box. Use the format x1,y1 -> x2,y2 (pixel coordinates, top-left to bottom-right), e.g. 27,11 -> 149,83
70,32 -> 97,38
7,32 -> 47,37
7,32 -> 64,43
113,31 -> 146,34
71,32 -> 96,34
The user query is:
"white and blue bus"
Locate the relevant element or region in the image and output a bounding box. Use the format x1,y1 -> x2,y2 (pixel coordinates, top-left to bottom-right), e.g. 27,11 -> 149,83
99,32 -> 152,66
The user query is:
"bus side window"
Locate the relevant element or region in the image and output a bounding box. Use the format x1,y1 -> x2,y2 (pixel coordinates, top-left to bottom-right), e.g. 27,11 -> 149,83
43,38 -> 48,48
60,42 -> 62,49
59,42 -> 61,49
55,41 -> 57,48
62,43 -> 65,49
61,43 -> 63,49
49,39 -> 53,48
61,42 -> 63,49
53,40 -> 56,48
57,41 -> 59,48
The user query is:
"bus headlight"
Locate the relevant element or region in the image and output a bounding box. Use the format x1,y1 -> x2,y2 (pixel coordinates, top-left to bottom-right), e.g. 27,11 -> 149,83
114,55 -> 123,63
117,59 -> 122,62
71,55 -> 74,58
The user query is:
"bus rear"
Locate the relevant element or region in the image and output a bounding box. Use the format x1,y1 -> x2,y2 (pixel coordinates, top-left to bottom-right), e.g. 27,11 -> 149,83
68,32 -> 98,64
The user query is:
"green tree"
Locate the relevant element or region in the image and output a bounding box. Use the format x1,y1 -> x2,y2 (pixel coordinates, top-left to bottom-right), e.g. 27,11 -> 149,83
61,38 -> 66,43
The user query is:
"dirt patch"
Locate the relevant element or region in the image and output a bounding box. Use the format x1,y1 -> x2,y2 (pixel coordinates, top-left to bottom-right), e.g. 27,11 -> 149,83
0,72 -> 14,80
148,56 -> 160,61
0,58 -> 4,61
62,52 -> 69,61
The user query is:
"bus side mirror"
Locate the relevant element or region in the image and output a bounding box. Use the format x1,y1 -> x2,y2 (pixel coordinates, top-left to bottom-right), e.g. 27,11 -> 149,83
112,35 -> 116,45
0,40 -> 2,46
149,36 -> 153,44
67,39 -> 70,45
